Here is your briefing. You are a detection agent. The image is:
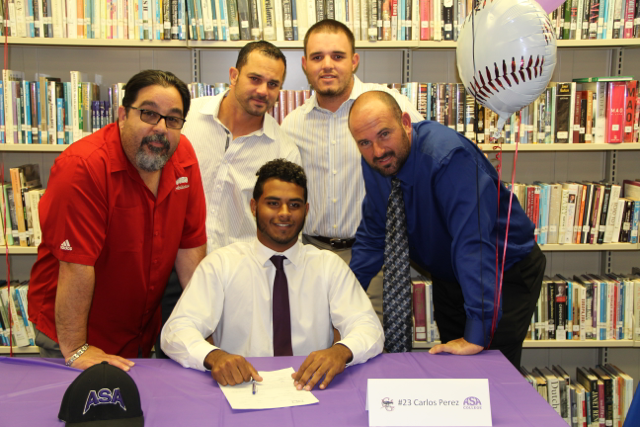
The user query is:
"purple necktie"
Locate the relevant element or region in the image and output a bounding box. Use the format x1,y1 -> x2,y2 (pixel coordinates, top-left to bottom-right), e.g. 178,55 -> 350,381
271,255 -> 293,356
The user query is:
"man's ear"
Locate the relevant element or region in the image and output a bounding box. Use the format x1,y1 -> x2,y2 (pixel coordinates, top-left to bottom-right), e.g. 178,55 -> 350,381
351,52 -> 360,72
229,67 -> 239,86
250,198 -> 257,218
117,106 -> 127,129
305,202 -> 309,217
401,112 -> 412,138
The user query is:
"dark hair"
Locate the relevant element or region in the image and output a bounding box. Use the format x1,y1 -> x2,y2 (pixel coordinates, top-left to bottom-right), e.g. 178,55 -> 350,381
122,70 -> 191,118
253,159 -> 307,202
348,90 -> 403,126
304,19 -> 356,57
236,41 -> 287,76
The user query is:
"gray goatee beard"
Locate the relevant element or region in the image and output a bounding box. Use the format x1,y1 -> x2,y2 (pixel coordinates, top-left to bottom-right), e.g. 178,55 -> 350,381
136,134 -> 171,172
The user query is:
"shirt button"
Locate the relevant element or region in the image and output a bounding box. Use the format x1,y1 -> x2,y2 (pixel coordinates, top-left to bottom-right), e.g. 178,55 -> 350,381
333,224 -> 337,229
216,185 -> 221,190
333,170 -> 337,174
154,231 -> 159,237
150,286 -> 155,290
331,140 -> 336,145
153,259 -> 158,264
332,198 -> 337,203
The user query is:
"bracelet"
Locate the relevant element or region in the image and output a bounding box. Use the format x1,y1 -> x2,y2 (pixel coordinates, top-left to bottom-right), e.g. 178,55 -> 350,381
65,344 -> 89,367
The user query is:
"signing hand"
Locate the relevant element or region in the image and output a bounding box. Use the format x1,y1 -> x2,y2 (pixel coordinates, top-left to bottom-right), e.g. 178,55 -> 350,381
428,338 -> 484,356
292,344 -> 353,391
204,349 -> 263,386
68,345 -> 135,371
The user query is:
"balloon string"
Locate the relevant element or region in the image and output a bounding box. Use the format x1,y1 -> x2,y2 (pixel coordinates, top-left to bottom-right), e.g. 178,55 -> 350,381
488,117 -> 517,348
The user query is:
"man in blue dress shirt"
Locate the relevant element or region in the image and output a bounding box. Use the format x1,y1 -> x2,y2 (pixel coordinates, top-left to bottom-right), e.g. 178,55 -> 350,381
348,91 -> 545,367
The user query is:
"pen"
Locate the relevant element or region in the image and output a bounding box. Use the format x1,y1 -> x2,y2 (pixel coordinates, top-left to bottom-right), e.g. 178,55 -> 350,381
252,379 -> 257,395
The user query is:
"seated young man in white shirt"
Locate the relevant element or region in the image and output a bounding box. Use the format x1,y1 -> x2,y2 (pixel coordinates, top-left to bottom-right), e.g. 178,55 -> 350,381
161,159 -> 383,391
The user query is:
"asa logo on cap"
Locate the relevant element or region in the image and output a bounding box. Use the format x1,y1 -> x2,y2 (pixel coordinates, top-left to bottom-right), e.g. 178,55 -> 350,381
84,387 -> 127,414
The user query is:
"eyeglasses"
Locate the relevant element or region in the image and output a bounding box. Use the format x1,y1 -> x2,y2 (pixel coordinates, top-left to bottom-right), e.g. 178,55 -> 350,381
129,106 -> 186,130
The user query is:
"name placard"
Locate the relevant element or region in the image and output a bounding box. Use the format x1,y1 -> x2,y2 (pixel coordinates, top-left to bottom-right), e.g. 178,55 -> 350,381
367,378 -> 492,426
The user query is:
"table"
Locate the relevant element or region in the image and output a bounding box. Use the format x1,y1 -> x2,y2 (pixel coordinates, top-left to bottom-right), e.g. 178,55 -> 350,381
0,350 -> 565,426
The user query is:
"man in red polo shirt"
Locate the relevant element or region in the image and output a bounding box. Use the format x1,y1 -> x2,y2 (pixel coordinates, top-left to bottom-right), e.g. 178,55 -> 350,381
27,70 -> 207,371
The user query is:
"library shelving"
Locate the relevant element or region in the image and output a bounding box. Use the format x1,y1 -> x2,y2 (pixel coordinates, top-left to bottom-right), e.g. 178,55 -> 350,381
413,340 -> 638,349
0,345 -> 40,354
1,31 -> 639,391
4,142 -> 640,153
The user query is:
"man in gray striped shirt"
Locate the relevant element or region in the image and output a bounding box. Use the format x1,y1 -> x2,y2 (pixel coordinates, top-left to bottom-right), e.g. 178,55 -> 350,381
183,41 -> 301,255
281,20 -> 422,320
157,42 -> 301,357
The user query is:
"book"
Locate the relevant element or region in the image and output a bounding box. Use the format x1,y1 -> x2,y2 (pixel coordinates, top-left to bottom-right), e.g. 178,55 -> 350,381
591,366 -> 614,427
0,283 -> 31,347
537,367 -> 563,416
412,280 -> 426,341
576,367 -> 600,426
602,184 -> 621,243
555,82 -> 574,143
623,80 -> 638,142
606,81 -> 626,143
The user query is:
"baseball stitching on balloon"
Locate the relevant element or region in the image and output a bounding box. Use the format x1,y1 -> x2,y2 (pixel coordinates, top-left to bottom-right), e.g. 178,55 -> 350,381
466,55 -> 545,103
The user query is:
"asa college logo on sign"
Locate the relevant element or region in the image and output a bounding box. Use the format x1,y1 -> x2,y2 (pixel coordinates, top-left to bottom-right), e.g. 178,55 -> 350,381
463,396 -> 482,410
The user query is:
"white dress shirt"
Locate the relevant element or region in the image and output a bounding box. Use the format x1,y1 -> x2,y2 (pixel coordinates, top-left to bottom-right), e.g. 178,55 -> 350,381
161,239 -> 384,370
182,92 -> 302,253
281,76 -> 423,239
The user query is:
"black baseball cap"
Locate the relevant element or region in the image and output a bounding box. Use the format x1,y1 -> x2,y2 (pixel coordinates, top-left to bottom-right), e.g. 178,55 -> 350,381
58,362 -> 144,426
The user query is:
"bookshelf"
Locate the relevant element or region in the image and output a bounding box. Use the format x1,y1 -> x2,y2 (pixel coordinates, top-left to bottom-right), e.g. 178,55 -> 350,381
1,31 -> 640,390
413,340 -> 637,349
6,37 -> 640,50
0,345 -> 40,354
4,143 -> 640,153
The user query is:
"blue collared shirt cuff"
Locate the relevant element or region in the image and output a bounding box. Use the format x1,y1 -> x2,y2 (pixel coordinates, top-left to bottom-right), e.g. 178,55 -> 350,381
464,318 -> 493,348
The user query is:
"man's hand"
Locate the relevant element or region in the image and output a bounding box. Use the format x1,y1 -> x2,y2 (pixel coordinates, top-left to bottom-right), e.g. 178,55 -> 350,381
428,338 -> 484,356
68,345 -> 135,371
204,349 -> 263,386
292,344 -> 353,391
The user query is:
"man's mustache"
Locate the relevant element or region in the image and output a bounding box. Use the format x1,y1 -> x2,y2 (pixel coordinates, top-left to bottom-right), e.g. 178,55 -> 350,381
141,134 -> 170,153
373,151 -> 394,163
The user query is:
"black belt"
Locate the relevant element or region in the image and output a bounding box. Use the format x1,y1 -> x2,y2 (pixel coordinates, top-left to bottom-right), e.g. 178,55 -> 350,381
308,235 -> 356,249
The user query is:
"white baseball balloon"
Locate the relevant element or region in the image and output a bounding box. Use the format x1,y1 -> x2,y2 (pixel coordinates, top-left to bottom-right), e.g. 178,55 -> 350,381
457,0 -> 557,131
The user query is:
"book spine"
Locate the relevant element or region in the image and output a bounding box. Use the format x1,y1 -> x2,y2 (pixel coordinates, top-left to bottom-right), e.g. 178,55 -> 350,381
605,83 -> 625,143
623,81 -> 637,142
412,281 -> 426,341
281,0 -> 293,40
163,0 -> 172,38
630,200 -> 640,244
597,186 -> 611,244
556,83 -> 572,143
249,0 -> 260,39
263,0 -> 276,40
56,97 -> 64,144
226,0 -> 239,39
603,185 -> 621,243
13,286 -> 34,345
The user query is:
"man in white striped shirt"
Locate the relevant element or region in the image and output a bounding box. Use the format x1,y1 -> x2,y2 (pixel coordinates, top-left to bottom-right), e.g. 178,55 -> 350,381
157,42 -> 301,358
182,41 -> 301,254
281,20 -> 422,319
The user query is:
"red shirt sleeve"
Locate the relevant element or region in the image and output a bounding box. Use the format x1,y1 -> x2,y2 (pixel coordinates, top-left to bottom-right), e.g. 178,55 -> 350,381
41,153 -> 108,266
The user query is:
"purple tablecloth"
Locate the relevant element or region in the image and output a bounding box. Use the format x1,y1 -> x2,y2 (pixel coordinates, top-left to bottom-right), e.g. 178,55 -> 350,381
0,350 -> 565,426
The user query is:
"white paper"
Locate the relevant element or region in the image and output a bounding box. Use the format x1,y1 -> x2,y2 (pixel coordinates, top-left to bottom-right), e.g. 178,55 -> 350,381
219,368 -> 319,410
367,378 -> 492,426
